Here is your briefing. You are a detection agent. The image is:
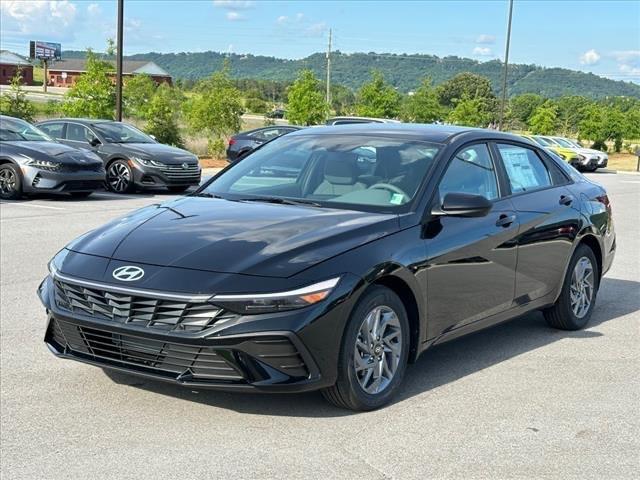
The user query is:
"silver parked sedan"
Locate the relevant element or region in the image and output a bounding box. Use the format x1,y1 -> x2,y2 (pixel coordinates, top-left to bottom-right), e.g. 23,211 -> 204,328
0,116 -> 105,200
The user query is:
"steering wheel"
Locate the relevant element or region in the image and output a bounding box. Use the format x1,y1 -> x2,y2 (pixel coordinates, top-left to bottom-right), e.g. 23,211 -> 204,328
369,183 -> 409,199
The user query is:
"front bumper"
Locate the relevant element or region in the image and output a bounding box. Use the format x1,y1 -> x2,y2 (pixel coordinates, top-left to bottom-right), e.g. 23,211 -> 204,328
131,162 -> 201,189
38,272 -> 356,392
22,165 -> 105,193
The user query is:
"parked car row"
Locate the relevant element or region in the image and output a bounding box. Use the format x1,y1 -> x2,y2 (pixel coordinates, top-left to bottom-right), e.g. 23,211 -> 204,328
519,134 -> 608,171
0,115 -> 201,200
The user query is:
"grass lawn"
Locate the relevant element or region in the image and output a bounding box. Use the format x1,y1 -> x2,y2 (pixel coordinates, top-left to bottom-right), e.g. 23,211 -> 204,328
608,153 -> 639,172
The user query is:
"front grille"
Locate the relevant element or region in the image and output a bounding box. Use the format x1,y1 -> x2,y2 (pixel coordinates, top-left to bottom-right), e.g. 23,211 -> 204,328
49,319 -> 244,381
54,279 -> 237,333
158,163 -> 201,181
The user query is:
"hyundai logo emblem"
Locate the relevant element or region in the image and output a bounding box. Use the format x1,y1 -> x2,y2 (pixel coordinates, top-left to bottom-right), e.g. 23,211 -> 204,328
112,265 -> 145,282
181,163 -> 190,169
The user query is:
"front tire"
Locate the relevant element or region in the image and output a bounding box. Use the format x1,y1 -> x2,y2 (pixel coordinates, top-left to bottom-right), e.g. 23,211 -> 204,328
0,163 -> 23,200
322,286 -> 410,411
106,160 -> 135,193
544,244 -> 599,330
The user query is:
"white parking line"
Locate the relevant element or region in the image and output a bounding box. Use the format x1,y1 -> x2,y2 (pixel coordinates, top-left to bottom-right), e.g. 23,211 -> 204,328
0,202 -> 66,210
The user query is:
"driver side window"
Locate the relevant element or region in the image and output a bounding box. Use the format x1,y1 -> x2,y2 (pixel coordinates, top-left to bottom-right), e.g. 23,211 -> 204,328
438,144 -> 499,201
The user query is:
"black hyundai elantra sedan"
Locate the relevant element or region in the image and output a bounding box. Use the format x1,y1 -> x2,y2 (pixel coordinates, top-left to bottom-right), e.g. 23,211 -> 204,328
39,124 -> 615,410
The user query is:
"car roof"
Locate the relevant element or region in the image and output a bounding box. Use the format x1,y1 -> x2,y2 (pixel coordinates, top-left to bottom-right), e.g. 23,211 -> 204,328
239,125 -> 302,135
287,123 -> 528,145
37,118 -> 115,126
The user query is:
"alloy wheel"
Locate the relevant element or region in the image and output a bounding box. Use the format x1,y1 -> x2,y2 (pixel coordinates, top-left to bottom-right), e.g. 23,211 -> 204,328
570,256 -> 594,319
107,162 -> 131,192
353,305 -> 403,394
0,168 -> 17,195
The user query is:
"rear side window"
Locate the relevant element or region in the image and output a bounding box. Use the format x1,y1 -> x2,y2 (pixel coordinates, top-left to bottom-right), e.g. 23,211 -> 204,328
38,123 -> 63,139
66,124 -> 92,142
439,144 -> 499,201
39,123 -> 64,139
496,144 -> 551,194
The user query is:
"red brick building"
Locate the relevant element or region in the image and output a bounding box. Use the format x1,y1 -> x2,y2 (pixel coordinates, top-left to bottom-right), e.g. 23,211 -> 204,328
0,51 -> 34,85
46,59 -> 172,87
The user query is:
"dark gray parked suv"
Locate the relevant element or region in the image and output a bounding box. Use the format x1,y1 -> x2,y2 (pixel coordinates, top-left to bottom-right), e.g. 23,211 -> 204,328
37,119 -> 201,193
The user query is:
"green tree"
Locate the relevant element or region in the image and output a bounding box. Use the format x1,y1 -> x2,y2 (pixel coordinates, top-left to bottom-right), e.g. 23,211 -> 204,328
579,104 -> 626,151
528,101 -> 558,135
624,108 -> 640,140
446,95 -> 491,127
144,84 -> 184,147
286,69 -> 328,126
0,68 -> 35,122
356,71 -> 401,118
555,96 -> 590,135
510,93 -> 544,126
330,84 -> 356,116
400,77 -> 442,123
184,65 -> 243,139
124,74 -> 156,118
61,50 -> 115,119
437,72 -> 495,108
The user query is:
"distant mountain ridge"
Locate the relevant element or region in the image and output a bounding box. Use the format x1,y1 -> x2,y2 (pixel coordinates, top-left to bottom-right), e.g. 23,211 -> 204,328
62,49 -> 640,99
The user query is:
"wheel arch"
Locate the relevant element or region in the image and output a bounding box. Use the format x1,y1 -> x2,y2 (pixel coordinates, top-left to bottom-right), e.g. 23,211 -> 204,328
371,274 -> 421,363
577,233 -> 603,280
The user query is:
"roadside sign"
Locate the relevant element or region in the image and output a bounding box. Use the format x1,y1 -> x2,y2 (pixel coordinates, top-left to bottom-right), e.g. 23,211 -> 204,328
29,41 -> 62,61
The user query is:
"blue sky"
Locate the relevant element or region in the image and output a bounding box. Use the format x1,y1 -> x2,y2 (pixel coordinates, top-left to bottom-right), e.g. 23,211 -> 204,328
1,0 -> 639,82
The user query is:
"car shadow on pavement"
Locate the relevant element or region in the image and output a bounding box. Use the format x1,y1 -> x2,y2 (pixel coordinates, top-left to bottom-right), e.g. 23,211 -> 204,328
103,277 -> 639,417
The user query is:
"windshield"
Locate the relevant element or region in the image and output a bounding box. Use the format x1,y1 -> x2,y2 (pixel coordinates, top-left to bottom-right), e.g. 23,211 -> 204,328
0,117 -> 53,142
553,137 -> 575,148
92,122 -> 154,144
200,134 -> 441,212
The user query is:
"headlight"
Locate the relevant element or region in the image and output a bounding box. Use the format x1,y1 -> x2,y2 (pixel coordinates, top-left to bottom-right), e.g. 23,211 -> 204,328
210,277 -> 341,314
132,156 -> 165,168
25,158 -> 62,171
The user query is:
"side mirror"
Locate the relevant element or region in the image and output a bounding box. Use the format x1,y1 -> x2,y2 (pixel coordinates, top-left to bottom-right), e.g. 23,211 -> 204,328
89,138 -> 101,147
436,192 -> 492,217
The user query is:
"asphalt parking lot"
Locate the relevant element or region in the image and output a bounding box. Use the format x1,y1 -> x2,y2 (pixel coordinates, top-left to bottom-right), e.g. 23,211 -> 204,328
1,171 -> 638,479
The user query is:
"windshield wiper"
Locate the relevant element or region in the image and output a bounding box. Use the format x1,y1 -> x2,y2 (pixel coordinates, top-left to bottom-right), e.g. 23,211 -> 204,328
189,192 -> 226,199
237,196 -> 322,207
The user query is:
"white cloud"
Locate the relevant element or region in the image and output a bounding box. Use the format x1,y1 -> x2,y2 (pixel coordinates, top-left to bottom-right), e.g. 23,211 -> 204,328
87,3 -> 101,16
212,1 -> 254,9
476,34 -> 495,44
226,11 -> 245,21
473,46 -> 492,56
580,49 -> 601,65
612,50 -> 640,62
306,22 -> 327,37
0,0 -> 78,40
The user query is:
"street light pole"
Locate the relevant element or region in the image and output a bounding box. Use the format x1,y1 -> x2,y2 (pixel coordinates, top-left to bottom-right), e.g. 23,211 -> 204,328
498,0 -> 514,131
115,0 -> 124,121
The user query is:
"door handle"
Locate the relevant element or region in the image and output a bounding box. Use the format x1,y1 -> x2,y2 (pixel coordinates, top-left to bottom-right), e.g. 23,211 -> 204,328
559,195 -> 574,206
496,214 -> 516,228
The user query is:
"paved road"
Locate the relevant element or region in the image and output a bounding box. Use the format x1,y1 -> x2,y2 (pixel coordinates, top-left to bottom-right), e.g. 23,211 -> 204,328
1,173 -> 638,479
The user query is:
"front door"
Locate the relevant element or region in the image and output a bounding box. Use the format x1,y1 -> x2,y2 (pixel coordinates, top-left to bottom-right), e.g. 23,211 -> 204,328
425,143 -> 519,339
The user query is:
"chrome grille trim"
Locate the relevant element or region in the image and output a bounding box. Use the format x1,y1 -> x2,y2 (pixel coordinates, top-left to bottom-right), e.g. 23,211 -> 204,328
52,270 -> 212,302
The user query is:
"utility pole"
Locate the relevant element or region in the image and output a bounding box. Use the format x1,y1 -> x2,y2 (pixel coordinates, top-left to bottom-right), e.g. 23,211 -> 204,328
325,28 -> 332,106
115,0 -> 124,121
498,0 -> 514,131
42,59 -> 48,93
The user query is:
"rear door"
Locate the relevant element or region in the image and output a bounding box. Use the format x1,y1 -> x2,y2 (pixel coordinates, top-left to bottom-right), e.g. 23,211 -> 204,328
425,143 -> 520,338
492,142 -> 579,302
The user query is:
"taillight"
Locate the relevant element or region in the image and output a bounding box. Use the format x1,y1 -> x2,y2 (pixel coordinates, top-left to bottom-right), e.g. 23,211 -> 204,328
596,194 -> 612,215
228,138 -> 236,146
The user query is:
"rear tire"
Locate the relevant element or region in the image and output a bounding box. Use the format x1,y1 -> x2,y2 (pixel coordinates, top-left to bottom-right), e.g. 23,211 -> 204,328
0,163 -> 23,200
544,244 -> 599,330
322,285 -> 410,411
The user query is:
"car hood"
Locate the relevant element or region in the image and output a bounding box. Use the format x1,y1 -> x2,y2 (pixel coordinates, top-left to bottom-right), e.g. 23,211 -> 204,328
114,143 -> 197,164
0,141 -> 102,165
67,197 -> 399,278
577,147 -> 606,157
